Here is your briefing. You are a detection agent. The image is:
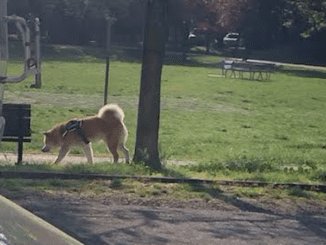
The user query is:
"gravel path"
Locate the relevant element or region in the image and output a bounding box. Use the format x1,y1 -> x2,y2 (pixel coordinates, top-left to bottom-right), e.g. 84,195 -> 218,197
0,152 -> 196,166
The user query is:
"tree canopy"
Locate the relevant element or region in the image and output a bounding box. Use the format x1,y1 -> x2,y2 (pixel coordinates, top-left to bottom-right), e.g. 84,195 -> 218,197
284,0 -> 326,36
6,0 -> 326,47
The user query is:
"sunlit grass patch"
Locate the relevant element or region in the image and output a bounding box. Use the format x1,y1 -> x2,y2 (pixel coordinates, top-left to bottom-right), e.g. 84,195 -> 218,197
3,54 -> 326,184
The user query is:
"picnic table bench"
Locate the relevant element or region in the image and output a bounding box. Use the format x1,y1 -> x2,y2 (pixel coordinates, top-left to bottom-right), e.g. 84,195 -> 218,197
1,103 -> 31,164
220,59 -> 276,81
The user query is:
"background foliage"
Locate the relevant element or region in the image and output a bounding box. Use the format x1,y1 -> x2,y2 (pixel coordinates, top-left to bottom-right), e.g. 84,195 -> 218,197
6,0 -> 326,53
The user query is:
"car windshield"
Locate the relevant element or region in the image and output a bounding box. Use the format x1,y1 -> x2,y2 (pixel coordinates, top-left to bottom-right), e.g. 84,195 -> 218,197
227,34 -> 239,38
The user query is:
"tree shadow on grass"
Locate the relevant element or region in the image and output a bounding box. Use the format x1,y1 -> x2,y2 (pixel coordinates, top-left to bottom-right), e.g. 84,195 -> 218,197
186,181 -> 270,214
280,68 -> 326,79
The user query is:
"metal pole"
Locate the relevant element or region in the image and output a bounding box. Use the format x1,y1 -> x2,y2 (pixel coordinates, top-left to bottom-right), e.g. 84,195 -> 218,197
104,57 -> 109,105
0,0 -> 8,91
1,14 -> 31,83
103,17 -> 111,105
103,16 -> 116,105
0,0 -> 8,140
0,0 -> 8,67
32,17 -> 41,88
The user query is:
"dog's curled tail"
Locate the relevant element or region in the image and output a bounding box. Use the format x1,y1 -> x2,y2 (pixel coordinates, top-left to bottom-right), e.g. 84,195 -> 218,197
98,104 -> 125,122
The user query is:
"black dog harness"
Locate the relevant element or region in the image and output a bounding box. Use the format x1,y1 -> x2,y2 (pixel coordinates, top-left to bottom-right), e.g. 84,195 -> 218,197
62,119 -> 90,144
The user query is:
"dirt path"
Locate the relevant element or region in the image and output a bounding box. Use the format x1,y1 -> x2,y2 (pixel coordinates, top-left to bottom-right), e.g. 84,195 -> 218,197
0,152 -> 196,166
0,152 -> 122,165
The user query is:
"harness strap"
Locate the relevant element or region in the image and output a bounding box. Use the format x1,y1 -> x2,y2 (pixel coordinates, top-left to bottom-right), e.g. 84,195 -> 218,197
62,119 -> 90,144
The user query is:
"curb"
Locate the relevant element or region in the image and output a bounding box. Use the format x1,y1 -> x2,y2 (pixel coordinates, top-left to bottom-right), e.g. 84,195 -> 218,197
1,171 -> 325,193
0,194 -> 84,245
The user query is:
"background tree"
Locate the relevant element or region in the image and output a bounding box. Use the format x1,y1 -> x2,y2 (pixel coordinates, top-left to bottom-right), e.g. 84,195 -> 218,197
283,0 -> 326,37
181,0 -> 254,51
241,0 -> 284,49
180,0 -> 325,49
7,0 -> 145,46
6,0 -> 326,59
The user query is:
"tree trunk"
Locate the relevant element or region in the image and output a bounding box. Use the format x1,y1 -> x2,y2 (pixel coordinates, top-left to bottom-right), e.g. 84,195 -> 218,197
133,0 -> 168,170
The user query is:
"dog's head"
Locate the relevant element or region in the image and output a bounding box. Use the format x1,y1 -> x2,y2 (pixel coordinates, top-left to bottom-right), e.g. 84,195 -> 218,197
42,131 -> 57,152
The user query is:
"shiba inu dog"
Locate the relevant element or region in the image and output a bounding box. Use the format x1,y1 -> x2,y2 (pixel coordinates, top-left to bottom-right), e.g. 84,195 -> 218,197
42,104 -> 129,164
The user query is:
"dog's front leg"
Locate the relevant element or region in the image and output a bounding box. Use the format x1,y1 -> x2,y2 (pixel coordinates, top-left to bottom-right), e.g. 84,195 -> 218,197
82,143 -> 94,164
52,145 -> 70,164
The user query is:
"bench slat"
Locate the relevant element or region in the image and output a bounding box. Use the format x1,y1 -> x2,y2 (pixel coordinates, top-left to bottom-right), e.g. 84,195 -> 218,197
1,137 -> 32,142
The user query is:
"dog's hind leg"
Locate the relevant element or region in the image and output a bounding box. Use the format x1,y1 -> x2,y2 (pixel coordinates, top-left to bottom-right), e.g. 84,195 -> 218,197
82,143 -> 94,164
119,144 -> 129,163
53,145 -> 70,164
105,141 -> 119,163
111,147 -> 119,163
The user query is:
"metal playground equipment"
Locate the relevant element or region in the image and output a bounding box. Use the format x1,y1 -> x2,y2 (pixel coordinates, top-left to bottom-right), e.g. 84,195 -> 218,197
0,1 -> 41,84
0,3 -> 81,244
0,0 -> 41,142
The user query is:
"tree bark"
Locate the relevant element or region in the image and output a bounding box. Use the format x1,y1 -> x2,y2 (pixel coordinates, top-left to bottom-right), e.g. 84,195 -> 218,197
133,0 -> 168,170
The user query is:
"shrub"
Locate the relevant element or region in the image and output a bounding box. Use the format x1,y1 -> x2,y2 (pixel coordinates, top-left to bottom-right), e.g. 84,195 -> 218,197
185,161 -> 225,175
109,178 -> 123,189
225,158 -> 274,173
311,171 -> 326,182
287,186 -> 312,198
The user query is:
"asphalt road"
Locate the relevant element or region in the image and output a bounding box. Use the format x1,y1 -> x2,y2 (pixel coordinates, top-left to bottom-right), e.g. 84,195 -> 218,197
6,193 -> 326,245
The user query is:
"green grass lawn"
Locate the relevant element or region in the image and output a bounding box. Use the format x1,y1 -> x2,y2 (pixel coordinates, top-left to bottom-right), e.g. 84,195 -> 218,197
2,48 -> 326,183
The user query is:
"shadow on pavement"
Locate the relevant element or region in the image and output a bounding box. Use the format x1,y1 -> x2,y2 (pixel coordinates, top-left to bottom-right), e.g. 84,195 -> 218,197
2,188 -> 325,245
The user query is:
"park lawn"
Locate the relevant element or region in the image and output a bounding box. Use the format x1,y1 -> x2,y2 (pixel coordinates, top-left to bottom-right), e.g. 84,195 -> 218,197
2,54 -> 326,183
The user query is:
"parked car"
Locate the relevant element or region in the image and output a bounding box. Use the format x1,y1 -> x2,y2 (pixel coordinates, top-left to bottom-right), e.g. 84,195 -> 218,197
188,33 -> 196,43
188,32 -> 206,46
223,33 -> 240,47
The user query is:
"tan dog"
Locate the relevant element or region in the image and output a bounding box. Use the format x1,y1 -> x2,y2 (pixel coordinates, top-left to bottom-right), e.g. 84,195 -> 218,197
42,104 -> 129,164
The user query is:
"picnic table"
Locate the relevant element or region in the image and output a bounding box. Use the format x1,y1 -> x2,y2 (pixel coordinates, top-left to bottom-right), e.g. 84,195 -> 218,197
220,59 -> 277,81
